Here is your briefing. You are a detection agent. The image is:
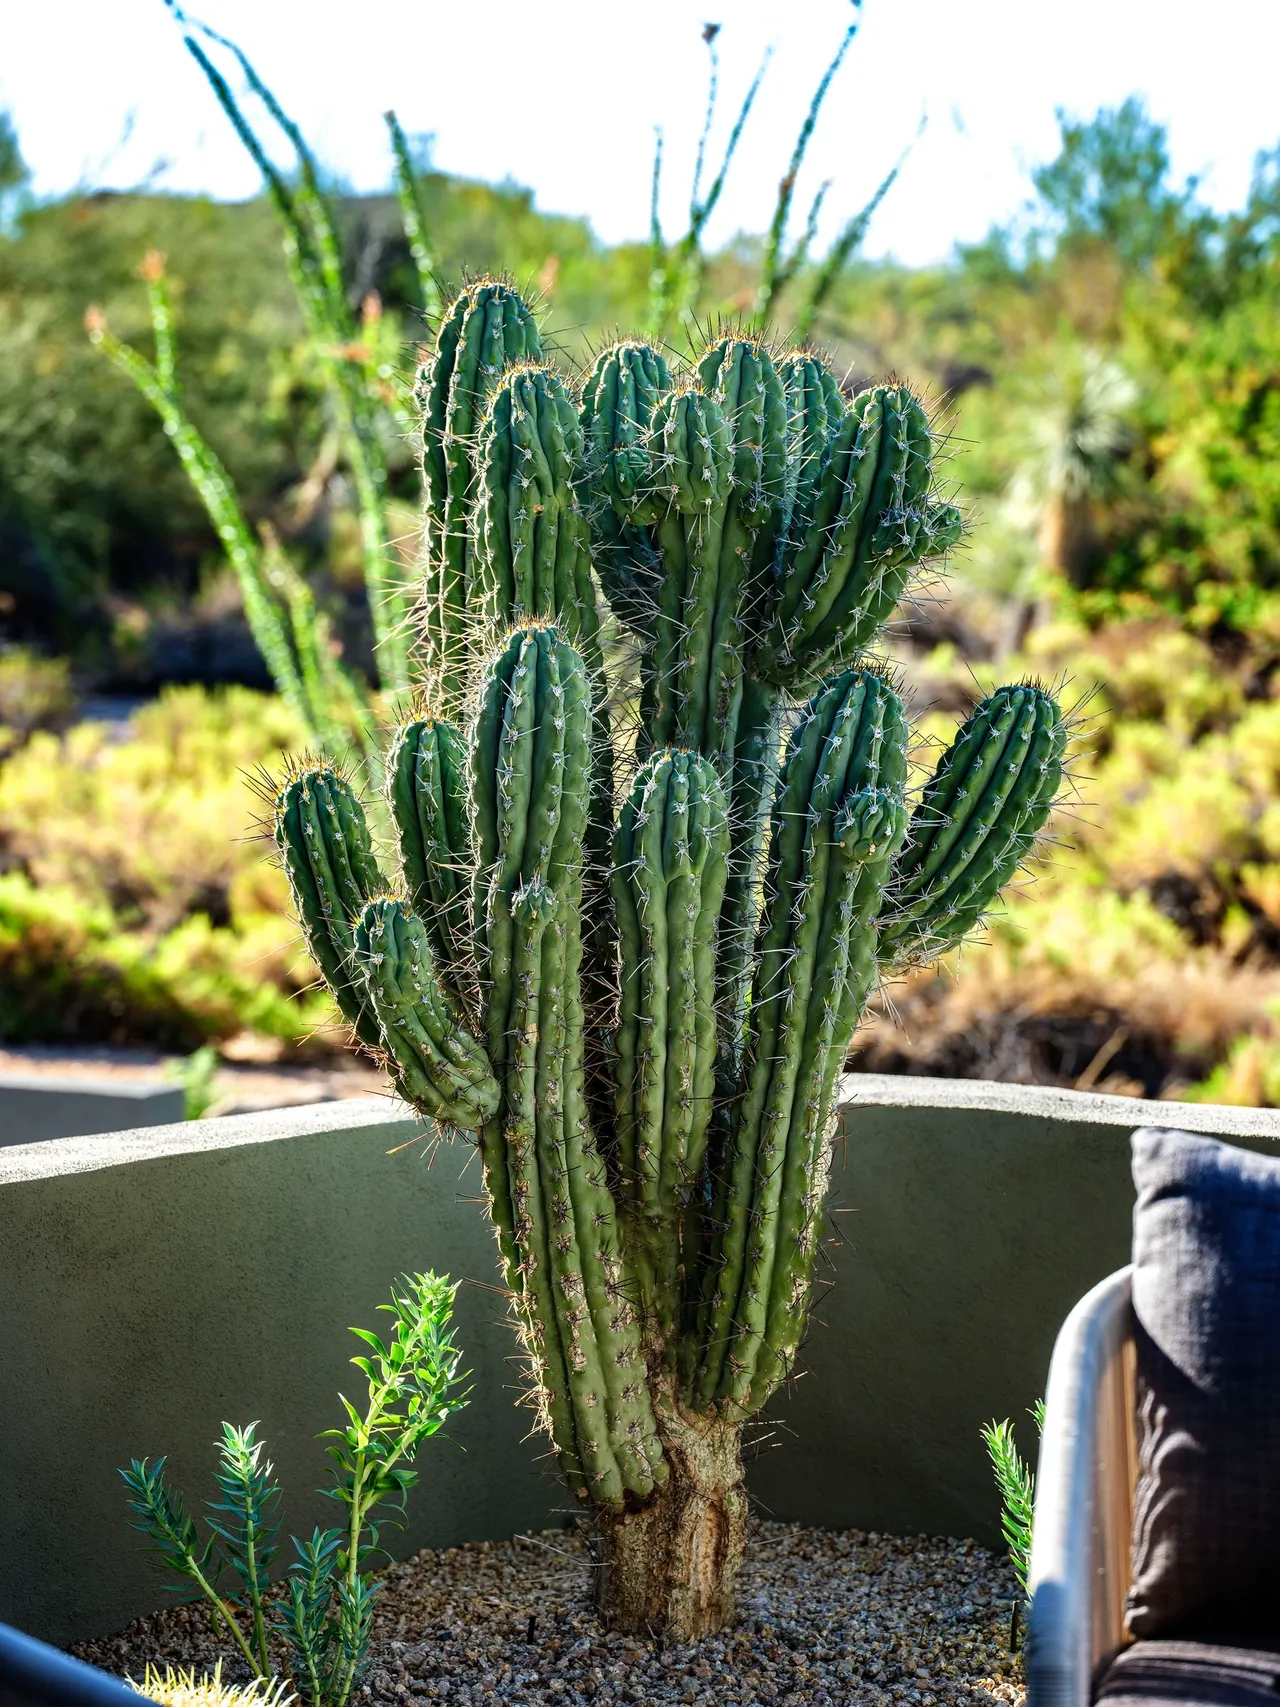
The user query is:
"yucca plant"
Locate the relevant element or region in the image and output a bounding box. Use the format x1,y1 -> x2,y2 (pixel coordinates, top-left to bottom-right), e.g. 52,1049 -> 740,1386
267,277 -> 1069,1637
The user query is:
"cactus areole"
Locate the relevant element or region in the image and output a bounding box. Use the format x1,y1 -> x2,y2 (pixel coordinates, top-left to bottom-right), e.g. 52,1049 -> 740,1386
274,285 -> 1067,1638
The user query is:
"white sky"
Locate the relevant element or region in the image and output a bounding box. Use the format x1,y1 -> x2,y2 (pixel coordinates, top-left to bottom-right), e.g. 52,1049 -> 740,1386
5,0 -> 1280,266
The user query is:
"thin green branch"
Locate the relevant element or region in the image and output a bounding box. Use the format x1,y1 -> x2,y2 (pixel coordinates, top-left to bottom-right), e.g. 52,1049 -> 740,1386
86,301 -> 310,732
754,0 -> 862,321
794,131 -> 916,340
164,7 -> 411,691
384,110 -> 441,320
647,42 -> 771,335
690,23 -> 722,217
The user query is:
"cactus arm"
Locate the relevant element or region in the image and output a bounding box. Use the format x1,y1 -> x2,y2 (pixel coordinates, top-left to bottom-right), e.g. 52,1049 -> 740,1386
713,676 -> 783,1074
799,390 -> 939,662
691,694 -> 835,1406
552,678 -> 664,1497
722,827 -> 839,1410
879,686 -> 1066,967
611,793 -> 645,1192
769,391 -> 885,654
273,765 -> 386,1048
354,898 -> 497,1127
530,885 -> 626,1512
889,691 -> 1028,897
632,768 -> 672,1227
471,626 -> 662,1505
579,341 -> 671,630
615,751 -> 730,1344
691,671 -> 908,1411
504,882 -> 590,1500
387,719 -> 471,985
642,390 -> 734,764
746,786 -> 908,1408
473,367 -> 603,664
759,385 -> 962,691
417,282 -> 542,692
657,762 -> 701,1221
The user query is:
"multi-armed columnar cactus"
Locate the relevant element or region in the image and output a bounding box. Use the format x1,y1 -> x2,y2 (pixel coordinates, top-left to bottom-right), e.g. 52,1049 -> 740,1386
273,279 -> 1067,1638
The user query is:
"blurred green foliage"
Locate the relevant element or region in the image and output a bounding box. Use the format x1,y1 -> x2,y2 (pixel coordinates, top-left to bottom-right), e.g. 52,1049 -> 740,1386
8,76 -> 1280,1097
0,685 -> 336,1049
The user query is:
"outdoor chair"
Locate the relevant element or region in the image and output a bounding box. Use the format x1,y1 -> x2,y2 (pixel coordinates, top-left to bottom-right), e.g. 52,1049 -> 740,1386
1026,1127 -> 1280,1707
0,1621 -> 140,1707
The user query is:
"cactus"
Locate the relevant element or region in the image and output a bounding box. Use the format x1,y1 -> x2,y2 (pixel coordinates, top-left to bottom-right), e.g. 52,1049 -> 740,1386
415,279 -> 542,695
273,282 -> 1067,1641
387,717 -> 471,982
274,761 -> 386,1048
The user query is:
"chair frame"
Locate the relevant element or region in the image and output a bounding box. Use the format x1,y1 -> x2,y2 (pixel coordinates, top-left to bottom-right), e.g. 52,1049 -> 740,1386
1026,1265 -> 1137,1707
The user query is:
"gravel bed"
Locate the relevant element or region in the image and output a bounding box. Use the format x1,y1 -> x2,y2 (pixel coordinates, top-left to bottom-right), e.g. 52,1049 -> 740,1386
76,1522 -> 1025,1707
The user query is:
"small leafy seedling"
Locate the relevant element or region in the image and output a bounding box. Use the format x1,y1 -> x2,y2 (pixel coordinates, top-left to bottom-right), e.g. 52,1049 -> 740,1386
122,1272 -> 468,1707
982,1400 -> 1045,1652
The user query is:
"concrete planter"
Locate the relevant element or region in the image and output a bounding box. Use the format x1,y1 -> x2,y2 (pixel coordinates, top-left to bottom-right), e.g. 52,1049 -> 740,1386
0,1072 -> 183,1146
3,1076 -> 1277,1644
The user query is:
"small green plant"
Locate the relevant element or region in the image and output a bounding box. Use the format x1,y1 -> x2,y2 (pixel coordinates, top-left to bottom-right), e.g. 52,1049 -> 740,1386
121,1273 -> 468,1707
982,1399 -> 1045,1643
129,1660 -> 295,1707
169,1044 -> 221,1120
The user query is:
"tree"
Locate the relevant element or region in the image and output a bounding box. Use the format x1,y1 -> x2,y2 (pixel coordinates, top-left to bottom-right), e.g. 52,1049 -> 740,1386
1032,97 -> 1196,271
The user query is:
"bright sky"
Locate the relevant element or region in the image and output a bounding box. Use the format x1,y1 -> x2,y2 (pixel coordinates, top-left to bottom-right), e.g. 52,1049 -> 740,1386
6,0 -> 1280,267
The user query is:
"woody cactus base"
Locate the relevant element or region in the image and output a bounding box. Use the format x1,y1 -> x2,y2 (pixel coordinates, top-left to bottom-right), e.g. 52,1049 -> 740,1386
272,280 -> 1067,1638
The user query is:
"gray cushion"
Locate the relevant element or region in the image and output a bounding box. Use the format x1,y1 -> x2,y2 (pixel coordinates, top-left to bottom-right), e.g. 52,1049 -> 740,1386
1128,1128 -> 1280,1640
1097,1637 -> 1280,1707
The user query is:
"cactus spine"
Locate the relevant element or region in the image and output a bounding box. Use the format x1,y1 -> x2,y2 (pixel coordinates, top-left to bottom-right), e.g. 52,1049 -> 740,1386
274,281 -> 1067,1641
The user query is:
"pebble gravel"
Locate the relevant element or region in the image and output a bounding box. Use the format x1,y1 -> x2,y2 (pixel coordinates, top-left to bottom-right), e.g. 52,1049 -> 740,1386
75,1522 -> 1026,1707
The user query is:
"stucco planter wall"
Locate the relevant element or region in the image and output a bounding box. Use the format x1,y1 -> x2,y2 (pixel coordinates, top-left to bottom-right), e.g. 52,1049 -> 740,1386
3,1077 -> 1278,1644
0,1072 -> 183,1146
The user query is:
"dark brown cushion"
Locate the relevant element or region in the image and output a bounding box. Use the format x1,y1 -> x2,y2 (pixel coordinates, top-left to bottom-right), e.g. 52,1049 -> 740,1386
1097,1638 -> 1280,1707
1128,1129 -> 1280,1640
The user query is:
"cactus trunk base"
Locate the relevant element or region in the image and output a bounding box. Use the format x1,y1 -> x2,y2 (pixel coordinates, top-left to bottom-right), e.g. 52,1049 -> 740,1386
591,1404 -> 747,1639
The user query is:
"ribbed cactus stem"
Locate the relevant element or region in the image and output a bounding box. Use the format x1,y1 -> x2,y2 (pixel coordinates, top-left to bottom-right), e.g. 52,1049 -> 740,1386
692,669 -> 908,1415
713,674 -> 782,1076
639,388 -> 733,767
387,717 -> 471,984
472,364 -> 602,660
580,341 -> 670,628
759,384 -> 963,691
613,750 -> 729,1339
471,624 -> 661,1506
416,280 -> 541,694
879,684 -> 1066,967
354,895 -> 497,1127
503,878 -> 589,1497
769,351 -> 847,590
273,762 -> 386,1048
